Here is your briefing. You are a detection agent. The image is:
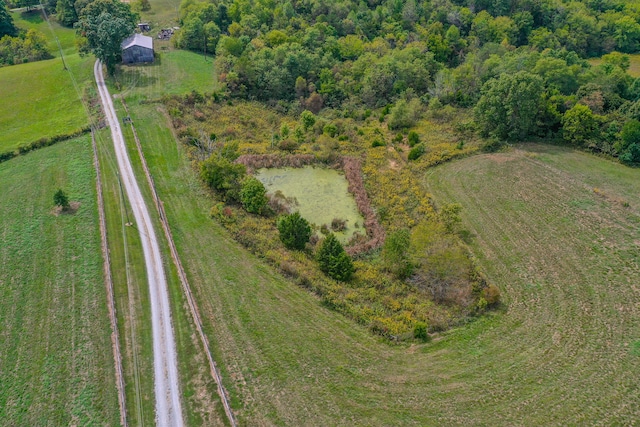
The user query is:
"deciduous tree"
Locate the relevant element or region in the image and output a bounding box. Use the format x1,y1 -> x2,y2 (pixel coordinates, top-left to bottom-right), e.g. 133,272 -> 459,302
474,71 -> 544,141
76,0 -> 138,75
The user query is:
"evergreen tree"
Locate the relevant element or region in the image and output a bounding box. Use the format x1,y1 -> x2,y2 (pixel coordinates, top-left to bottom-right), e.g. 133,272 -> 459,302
317,234 -> 353,282
277,212 -> 311,250
0,0 -> 17,38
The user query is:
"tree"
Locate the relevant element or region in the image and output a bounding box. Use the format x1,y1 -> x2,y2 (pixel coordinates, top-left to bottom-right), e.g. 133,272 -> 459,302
0,0 -> 16,38
76,0 -> 138,75
277,212 -> 312,250
53,189 -> 70,209
56,0 -> 78,27
240,177 -> 267,214
317,233 -> 353,282
300,110 -> 316,131
382,228 -> 412,279
199,155 -> 246,202
562,104 -> 598,146
474,71 -> 544,141
615,119 -> 640,164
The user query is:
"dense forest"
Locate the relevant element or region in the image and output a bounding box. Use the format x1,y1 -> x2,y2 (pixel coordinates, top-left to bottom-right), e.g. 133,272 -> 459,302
172,0 -> 640,162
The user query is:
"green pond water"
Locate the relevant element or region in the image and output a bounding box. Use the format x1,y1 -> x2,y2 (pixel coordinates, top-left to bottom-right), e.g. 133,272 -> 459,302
256,166 -> 365,243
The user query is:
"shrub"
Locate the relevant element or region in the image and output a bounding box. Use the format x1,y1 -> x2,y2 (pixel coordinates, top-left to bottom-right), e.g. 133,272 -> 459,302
482,284 -> 501,306
331,217 -> 346,232
317,233 -> 354,281
382,228 -> 413,279
371,138 -> 385,148
53,189 -> 70,209
240,177 -> 268,214
199,155 -> 246,202
408,131 -> 420,147
323,123 -> 338,137
300,110 -> 316,131
277,212 -> 312,250
413,322 -> 429,341
408,144 -> 425,160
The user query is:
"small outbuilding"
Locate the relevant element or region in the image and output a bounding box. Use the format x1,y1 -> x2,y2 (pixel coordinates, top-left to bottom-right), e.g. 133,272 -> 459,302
121,33 -> 154,64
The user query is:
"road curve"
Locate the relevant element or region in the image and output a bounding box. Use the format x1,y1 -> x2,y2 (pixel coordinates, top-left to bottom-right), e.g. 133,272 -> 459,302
94,60 -> 184,427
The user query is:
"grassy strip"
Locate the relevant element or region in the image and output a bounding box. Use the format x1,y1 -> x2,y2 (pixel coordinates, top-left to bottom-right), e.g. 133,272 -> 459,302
114,99 -> 228,426
94,126 -> 156,426
0,126 -> 92,164
0,136 -> 120,425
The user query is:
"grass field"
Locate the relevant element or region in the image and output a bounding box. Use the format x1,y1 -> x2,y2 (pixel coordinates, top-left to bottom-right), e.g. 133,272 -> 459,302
0,136 -> 120,425
112,48 -> 217,101
130,107 -> 640,425
0,11 -> 92,152
589,52 -> 640,77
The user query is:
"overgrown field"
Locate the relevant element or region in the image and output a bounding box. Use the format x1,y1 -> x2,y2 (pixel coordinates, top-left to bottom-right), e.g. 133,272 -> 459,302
165,95 -> 488,336
0,136 -> 120,425
0,11 -> 93,152
122,102 -> 630,424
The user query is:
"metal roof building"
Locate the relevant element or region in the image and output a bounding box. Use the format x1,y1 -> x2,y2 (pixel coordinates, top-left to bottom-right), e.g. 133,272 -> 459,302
121,33 -> 154,64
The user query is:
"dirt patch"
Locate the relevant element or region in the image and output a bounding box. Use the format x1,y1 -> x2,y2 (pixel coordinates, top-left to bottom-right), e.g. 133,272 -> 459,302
51,201 -> 81,216
388,159 -> 401,171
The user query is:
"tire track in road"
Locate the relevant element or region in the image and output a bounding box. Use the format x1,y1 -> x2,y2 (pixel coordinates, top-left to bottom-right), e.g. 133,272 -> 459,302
94,60 -> 184,427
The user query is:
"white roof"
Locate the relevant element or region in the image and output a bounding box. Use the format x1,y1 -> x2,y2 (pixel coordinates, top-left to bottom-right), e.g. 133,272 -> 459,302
121,33 -> 153,50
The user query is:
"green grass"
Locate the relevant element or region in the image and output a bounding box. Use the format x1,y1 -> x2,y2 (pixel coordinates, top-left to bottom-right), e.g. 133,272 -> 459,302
129,107 -> 640,425
94,127 -> 156,426
11,9 -> 78,56
139,0 -> 181,30
0,11 -> 92,152
112,49 -> 217,101
426,144 -> 640,424
256,166 -> 365,242
0,136 -> 120,425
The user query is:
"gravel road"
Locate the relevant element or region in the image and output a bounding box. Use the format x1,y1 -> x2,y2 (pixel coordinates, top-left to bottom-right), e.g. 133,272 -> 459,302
94,60 -> 184,427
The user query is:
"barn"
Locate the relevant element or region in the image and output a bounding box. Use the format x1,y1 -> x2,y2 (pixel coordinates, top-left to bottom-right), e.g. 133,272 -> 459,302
121,33 -> 154,64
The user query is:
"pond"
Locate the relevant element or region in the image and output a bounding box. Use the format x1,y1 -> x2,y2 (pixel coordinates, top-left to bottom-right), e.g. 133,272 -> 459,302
256,166 -> 365,243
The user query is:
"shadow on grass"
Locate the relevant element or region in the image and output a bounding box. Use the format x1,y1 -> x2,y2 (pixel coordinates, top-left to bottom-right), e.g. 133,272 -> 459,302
20,9 -> 44,24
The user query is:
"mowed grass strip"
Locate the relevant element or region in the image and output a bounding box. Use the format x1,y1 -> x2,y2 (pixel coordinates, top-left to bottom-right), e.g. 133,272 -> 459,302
134,103 -> 640,425
114,100 -> 232,426
94,126 -> 156,426
0,136 -> 120,425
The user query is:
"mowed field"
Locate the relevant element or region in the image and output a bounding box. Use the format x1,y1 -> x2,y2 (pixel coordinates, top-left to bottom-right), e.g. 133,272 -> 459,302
0,137 -> 120,425
129,102 -> 640,424
0,11 -> 92,152
427,144 -> 640,423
